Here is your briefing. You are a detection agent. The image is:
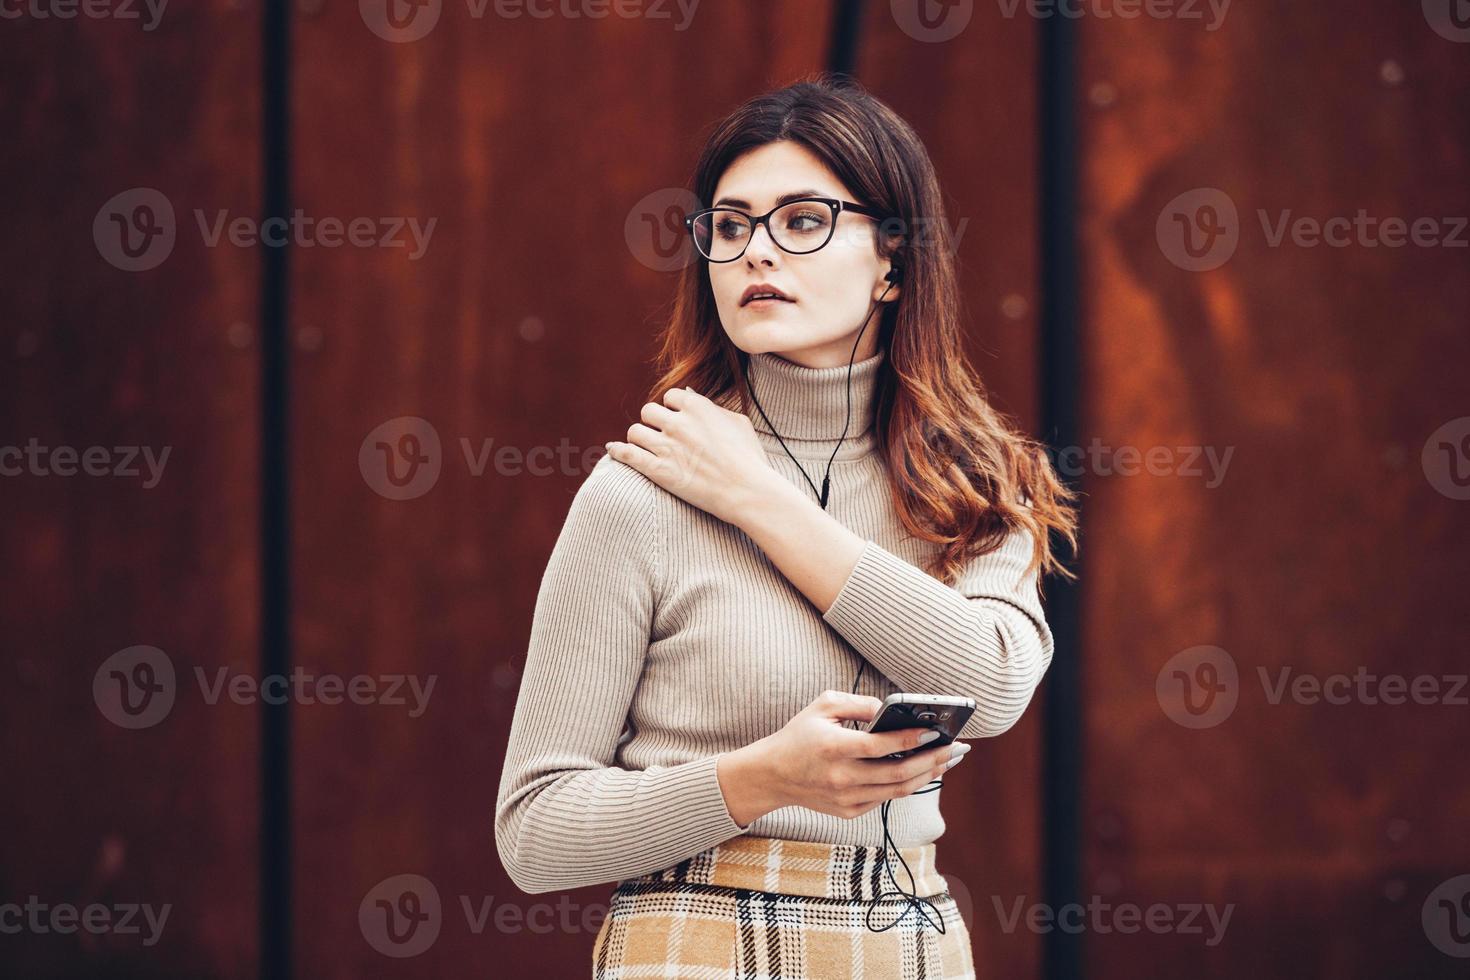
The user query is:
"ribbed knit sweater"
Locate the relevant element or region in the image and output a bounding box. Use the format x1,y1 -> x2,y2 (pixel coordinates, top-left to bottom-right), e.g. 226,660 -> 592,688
494,348 -> 1054,895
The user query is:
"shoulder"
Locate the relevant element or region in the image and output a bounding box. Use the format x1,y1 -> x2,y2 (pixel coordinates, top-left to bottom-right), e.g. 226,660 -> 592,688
564,453 -> 664,533
550,455 -> 666,586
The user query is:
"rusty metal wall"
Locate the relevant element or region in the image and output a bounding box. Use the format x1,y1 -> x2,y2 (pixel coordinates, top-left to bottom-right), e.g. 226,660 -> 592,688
1075,2 -> 1470,976
0,5 -> 263,977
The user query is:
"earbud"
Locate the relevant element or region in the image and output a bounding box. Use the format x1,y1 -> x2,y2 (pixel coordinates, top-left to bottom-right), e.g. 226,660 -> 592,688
743,272 -> 895,513
884,265 -> 903,285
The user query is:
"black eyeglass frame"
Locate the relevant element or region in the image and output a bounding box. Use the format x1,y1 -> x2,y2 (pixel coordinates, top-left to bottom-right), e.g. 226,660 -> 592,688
682,196 -> 892,262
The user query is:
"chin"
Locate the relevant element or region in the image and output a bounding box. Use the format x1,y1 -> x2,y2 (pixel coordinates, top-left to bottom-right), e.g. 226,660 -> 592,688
733,311 -> 810,338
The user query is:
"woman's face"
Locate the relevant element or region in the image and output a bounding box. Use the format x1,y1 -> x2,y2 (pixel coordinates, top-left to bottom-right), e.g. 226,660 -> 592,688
705,140 -> 899,369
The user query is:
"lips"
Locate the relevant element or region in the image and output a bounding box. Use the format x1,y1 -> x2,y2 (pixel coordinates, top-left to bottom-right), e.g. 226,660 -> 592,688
740,284 -> 794,307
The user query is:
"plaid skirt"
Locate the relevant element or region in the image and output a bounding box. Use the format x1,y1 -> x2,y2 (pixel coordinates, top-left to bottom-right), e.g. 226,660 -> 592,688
592,834 -> 975,979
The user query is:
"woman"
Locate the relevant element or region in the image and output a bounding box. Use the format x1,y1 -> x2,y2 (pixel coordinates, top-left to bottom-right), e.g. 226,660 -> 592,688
495,74 -> 1077,978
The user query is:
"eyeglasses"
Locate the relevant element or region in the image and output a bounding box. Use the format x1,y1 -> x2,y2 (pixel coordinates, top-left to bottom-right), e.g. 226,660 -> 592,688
682,196 -> 890,263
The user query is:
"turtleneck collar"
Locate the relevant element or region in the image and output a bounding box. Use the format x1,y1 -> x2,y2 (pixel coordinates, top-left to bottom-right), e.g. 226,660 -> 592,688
724,348 -> 885,461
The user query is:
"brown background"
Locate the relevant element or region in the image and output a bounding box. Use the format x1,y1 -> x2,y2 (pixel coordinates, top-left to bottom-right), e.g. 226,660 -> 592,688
2,0 -> 1467,977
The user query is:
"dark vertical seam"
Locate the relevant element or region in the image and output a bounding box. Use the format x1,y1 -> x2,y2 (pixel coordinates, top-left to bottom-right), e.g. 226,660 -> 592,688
1038,7 -> 1084,980
827,0 -> 866,79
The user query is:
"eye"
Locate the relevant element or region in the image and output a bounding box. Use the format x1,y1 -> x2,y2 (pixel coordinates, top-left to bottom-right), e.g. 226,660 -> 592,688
714,215 -> 750,241
783,208 -> 829,232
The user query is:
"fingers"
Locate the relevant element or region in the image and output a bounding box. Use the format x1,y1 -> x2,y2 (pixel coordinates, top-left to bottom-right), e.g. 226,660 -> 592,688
855,724 -> 949,760
625,421 -> 671,454
640,401 -> 679,430
812,689 -> 884,723
887,758 -> 954,798
859,741 -> 970,786
835,745 -> 969,814
661,386 -> 695,406
604,439 -> 656,471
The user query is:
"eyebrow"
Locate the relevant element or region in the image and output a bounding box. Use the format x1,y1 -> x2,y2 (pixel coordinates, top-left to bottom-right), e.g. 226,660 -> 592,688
712,188 -> 830,210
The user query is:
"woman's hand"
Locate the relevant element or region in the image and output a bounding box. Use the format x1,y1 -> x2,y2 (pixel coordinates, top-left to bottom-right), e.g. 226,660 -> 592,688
604,386 -> 778,526
717,690 -> 971,825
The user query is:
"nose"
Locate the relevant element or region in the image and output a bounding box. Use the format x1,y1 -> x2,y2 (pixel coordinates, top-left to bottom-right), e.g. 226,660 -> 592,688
743,220 -> 781,266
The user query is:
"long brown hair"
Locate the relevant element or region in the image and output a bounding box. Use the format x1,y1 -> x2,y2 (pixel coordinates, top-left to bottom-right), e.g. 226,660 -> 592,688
646,73 -> 1078,587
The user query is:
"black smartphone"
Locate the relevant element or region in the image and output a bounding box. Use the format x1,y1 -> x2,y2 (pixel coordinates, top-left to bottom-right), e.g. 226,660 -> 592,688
862,693 -> 976,759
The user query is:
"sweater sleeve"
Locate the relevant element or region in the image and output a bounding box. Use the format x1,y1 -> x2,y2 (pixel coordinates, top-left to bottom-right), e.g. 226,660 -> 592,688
819,526 -> 1053,739
494,455 -> 749,895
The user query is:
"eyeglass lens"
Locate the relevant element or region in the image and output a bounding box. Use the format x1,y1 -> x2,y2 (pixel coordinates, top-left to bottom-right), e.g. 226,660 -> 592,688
690,201 -> 835,261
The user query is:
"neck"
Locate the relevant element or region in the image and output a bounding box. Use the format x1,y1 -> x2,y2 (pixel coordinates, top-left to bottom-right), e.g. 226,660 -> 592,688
725,348 -> 885,461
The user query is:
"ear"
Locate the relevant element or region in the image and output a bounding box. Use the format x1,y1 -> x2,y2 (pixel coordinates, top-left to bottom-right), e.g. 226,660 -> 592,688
873,265 -> 901,303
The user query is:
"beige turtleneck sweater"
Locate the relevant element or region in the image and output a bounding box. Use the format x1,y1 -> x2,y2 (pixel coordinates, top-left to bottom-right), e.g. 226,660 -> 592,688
494,348 -> 1053,895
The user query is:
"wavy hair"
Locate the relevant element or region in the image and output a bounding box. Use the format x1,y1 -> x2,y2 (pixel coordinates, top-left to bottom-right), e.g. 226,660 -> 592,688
645,73 -> 1078,587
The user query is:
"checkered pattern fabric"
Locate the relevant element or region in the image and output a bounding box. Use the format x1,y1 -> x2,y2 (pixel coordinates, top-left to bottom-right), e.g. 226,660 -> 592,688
592,835 -> 976,979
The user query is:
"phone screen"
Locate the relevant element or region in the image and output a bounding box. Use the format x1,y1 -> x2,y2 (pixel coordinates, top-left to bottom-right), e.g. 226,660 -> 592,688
865,699 -> 975,759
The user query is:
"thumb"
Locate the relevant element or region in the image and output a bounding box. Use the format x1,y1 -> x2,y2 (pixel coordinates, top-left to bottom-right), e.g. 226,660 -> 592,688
816,691 -> 883,723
